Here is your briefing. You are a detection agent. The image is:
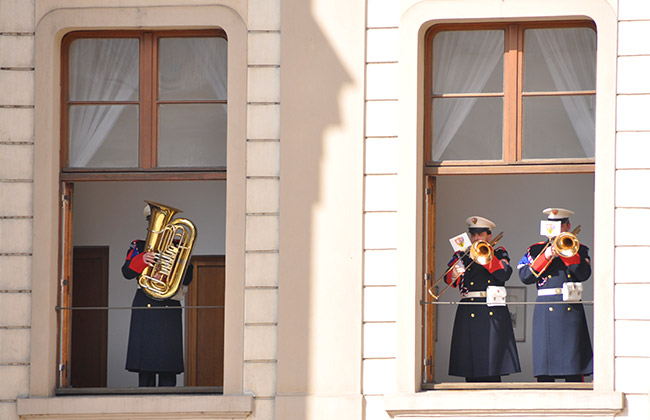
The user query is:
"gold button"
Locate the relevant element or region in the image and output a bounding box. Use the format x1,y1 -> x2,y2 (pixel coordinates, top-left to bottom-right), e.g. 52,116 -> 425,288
147,304 -> 151,308
489,311 -> 494,316
567,307 -> 572,311
470,282 -> 474,286
549,307 -> 554,312
471,313 -> 475,318
470,298 -> 474,302
487,280 -> 491,283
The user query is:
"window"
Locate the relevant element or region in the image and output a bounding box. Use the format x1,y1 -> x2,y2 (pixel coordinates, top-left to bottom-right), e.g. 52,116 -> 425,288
422,21 -> 597,387
61,30 -> 228,178
57,30 -> 229,391
424,22 -> 596,174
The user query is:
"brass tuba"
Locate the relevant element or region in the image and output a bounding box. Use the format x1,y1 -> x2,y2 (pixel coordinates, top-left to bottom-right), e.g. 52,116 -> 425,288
138,201 -> 197,300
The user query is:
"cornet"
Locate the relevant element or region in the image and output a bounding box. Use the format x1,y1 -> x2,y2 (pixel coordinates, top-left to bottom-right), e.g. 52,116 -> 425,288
530,225 -> 581,278
428,232 -> 503,300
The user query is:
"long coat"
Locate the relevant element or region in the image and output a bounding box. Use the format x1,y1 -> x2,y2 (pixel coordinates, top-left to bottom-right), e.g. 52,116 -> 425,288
445,247 -> 521,379
122,240 -> 193,374
518,241 -> 593,378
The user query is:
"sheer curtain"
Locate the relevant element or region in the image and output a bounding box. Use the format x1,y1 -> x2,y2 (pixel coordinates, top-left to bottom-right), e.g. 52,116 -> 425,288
432,31 -> 503,161
533,28 -> 596,157
69,38 -> 139,167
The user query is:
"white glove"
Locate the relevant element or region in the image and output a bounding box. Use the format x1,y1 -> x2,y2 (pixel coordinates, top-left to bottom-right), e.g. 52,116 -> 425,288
451,260 -> 465,281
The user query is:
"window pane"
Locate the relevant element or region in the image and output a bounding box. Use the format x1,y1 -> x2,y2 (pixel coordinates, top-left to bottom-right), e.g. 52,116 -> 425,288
524,27 -> 596,92
158,104 -> 227,167
432,30 -> 504,94
69,105 -> 139,168
431,97 -> 503,161
522,95 -> 595,159
158,37 -> 228,101
69,38 -> 139,102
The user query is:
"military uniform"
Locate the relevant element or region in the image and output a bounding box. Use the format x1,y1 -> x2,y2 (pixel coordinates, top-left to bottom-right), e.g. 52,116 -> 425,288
122,238 -> 193,385
445,216 -> 521,381
517,208 -> 593,380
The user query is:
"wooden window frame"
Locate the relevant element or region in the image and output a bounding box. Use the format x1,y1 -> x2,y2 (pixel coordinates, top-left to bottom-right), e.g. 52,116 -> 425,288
424,21 -> 596,175
60,30 -> 228,182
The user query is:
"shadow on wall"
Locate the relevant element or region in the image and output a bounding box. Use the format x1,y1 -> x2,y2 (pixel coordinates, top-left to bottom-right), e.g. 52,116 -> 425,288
276,0 -> 363,417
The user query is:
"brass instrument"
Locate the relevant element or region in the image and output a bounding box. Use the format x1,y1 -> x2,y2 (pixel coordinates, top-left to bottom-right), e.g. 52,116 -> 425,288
530,225 -> 581,278
428,232 -> 503,300
138,201 -> 197,300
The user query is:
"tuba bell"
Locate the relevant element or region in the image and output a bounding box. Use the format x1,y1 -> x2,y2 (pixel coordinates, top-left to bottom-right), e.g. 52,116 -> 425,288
138,201 -> 197,300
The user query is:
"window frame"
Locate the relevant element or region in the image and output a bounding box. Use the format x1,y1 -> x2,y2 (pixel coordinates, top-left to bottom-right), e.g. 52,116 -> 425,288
60,30 -> 228,182
424,21 -> 596,176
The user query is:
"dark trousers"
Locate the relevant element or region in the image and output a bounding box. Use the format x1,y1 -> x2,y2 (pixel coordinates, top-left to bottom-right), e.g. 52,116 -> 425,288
138,371 -> 177,387
537,374 -> 584,382
466,376 -> 502,383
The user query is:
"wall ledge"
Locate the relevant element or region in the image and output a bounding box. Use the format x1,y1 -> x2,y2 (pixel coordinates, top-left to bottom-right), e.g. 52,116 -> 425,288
384,390 -> 625,417
17,394 -> 254,420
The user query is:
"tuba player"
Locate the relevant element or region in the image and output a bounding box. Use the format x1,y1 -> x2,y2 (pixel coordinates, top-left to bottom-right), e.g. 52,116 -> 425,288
121,204 -> 194,387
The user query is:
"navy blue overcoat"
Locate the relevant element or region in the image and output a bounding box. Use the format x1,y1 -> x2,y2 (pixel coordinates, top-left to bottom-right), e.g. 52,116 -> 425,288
518,242 -> 593,378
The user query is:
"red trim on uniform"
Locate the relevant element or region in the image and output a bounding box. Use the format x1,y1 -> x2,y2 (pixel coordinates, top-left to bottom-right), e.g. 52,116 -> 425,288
129,253 -> 148,274
560,253 -> 580,266
484,257 -> 505,273
531,251 -> 550,273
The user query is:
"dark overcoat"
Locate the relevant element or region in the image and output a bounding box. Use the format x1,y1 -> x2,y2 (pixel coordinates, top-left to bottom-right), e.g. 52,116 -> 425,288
122,240 -> 193,374
446,247 -> 521,379
518,241 -> 593,378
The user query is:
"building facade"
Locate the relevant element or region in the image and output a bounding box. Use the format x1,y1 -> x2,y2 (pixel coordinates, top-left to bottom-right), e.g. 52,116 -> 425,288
0,0 -> 647,419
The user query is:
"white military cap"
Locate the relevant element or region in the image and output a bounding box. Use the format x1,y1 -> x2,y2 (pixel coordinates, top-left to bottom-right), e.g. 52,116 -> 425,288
542,207 -> 574,220
465,216 -> 496,230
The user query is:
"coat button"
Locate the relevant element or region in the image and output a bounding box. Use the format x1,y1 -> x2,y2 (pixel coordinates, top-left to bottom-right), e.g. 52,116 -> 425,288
549,306 -> 554,311
470,298 -> 474,302
470,282 -> 474,286
487,280 -> 491,283
489,311 -> 494,316
147,304 -> 151,308
567,307 -> 572,311
471,313 -> 475,318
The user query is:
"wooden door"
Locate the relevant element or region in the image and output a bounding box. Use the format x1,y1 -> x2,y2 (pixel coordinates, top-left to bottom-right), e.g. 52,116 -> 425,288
70,246 -> 109,387
185,255 -> 225,387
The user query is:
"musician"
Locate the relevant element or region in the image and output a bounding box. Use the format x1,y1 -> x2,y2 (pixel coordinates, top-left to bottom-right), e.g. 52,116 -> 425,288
122,204 -> 193,387
445,216 -> 521,382
518,207 -> 592,382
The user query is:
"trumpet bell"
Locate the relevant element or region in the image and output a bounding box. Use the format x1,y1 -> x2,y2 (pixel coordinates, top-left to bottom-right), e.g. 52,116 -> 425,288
470,240 -> 494,265
554,231 -> 579,258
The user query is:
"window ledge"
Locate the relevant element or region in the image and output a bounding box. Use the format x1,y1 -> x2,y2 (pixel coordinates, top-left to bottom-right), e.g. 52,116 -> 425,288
384,390 -> 624,417
17,394 -> 253,420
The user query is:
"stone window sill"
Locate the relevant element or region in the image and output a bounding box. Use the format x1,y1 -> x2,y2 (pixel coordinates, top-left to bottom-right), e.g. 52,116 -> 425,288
384,390 -> 624,417
17,394 -> 253,420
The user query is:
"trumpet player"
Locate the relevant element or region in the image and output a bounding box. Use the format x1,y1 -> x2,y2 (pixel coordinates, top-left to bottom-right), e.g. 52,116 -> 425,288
518,207 -> 592,382
445,216 -> 521,382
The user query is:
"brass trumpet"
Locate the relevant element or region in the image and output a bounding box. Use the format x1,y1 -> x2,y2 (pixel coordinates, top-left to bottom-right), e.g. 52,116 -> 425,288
530,225 -> 581,278
428,232 -> 503,300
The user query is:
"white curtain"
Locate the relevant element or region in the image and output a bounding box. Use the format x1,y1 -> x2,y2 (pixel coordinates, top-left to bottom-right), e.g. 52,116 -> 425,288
533,28 -> 596,157
69,38 -> 139,167
432,31 -> 503,161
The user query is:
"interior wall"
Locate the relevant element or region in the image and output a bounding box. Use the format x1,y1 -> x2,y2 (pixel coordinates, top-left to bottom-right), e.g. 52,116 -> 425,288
432,173 -> 594,383
72,181 -> 226,387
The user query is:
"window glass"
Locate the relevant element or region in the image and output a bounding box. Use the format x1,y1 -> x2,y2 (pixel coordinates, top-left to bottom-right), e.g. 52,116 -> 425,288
431,97 -> 503,161
523,28 -> 596,92
69,38 -> 139,102
69,105 -> 139,168
158,103 -> 227,167
432,30 -> 504,94
158,37 -> 228,101
523,95 -> 595,159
